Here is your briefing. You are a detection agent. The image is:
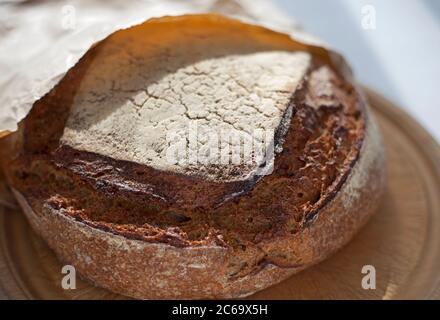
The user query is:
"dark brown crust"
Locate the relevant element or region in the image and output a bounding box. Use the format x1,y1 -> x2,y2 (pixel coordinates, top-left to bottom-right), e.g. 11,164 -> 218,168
13,64 -> 361,210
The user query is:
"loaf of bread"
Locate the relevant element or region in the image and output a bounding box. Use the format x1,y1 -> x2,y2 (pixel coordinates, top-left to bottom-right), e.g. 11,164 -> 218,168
0,15 -> 385,299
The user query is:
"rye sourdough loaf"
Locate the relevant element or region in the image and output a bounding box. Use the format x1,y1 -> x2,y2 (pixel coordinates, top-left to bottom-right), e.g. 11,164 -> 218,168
0,15 -> 385,299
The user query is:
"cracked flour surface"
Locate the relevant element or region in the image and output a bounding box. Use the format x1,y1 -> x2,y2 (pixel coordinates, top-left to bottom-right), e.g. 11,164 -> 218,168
62,51 -> 311,181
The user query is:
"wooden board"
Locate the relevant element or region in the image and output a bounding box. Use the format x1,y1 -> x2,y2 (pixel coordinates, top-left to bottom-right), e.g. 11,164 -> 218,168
0,88 -> 439,300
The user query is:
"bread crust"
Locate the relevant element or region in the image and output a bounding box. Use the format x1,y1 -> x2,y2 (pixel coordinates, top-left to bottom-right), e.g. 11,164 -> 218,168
11,106 -> 385,299
0,15 -> 386,299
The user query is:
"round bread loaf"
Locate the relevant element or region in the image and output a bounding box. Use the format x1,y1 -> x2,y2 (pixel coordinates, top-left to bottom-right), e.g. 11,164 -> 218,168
1,15 -> 385,299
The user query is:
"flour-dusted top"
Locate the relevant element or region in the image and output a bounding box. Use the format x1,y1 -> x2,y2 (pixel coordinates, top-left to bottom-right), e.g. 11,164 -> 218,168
61,51 -> 311,181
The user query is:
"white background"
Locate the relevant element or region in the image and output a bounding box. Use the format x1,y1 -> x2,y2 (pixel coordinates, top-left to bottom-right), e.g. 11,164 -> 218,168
275,0 -> 440,142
